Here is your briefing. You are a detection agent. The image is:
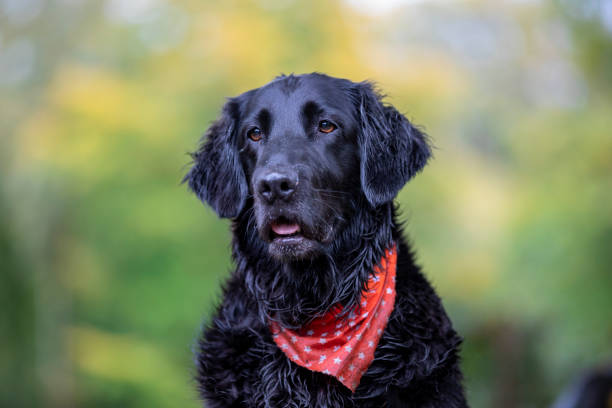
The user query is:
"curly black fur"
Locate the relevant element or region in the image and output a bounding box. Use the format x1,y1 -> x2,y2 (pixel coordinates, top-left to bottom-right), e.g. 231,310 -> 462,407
185,73 -> 467,407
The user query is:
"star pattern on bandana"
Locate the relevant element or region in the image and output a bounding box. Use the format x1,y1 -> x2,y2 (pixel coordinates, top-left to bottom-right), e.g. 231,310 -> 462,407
269,245 -> 397,392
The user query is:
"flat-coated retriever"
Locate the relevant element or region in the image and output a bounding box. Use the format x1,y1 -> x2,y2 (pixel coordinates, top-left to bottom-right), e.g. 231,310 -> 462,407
185,73 -> 467,407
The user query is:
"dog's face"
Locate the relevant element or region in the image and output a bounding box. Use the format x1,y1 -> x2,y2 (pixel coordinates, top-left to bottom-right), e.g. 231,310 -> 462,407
186,74 -> 431,261
240,76 -> 362,259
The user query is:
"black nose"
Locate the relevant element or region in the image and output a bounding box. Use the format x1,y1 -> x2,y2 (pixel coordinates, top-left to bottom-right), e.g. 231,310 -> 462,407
256,171 -> 297,204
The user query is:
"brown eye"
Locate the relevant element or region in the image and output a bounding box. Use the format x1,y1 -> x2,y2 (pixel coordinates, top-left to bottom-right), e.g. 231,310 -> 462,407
247,127 -> 262,141
318,120 -> 336,133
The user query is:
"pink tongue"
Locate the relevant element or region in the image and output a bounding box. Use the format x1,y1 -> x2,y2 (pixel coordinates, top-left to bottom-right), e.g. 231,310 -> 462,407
271,222 -> 300,236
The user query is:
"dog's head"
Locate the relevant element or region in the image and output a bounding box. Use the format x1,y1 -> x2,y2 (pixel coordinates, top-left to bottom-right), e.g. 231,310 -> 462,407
186,73 -> 431,261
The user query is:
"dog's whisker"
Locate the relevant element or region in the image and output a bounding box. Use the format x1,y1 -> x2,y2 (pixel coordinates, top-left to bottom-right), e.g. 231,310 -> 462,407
312,188 -> 350,196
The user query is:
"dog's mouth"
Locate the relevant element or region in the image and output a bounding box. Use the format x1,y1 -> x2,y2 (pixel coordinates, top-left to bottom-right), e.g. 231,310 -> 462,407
268,217 -> 304,242
271,220 -> 301,239
261,216 -> 320,259
259,212 -> 332,261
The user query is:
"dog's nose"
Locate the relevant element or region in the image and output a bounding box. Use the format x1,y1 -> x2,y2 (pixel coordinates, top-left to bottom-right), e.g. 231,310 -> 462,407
256,171 -> 297,204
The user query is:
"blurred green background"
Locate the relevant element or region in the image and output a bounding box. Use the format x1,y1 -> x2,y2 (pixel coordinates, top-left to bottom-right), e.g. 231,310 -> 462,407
1,0 -> 611,407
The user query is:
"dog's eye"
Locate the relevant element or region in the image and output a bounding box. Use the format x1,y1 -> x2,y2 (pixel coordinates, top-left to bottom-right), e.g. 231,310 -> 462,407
247,127 -> 262,142
318,120 -> 336,134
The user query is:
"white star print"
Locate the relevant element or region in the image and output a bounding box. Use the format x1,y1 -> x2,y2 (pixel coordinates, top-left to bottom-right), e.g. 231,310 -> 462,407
264,252 -> 398,388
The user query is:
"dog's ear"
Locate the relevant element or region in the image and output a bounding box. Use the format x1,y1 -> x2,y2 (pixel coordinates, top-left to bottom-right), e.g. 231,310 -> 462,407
352,82 -> 432,206
184,98 -> 248,218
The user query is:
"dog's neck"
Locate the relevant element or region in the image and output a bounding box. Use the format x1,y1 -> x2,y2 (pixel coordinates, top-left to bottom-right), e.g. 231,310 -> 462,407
232,199 -> 398,329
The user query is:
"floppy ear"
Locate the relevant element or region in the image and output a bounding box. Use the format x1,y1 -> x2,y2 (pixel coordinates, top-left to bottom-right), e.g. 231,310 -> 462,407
353,82 -> 432,206
184,99 -> 248,218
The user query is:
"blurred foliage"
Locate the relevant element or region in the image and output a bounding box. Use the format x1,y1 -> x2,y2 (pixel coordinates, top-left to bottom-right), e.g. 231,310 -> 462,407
1,0 -> 611,407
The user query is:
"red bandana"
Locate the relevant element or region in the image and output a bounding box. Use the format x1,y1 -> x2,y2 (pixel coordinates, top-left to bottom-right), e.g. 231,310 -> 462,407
270,245 -> 397,392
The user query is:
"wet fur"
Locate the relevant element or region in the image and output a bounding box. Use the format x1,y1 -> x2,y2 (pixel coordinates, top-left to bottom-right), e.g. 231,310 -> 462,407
185,73 -> 467,407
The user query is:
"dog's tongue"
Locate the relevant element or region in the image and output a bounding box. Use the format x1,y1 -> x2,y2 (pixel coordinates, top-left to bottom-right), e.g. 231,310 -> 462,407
271,222 -> 300,236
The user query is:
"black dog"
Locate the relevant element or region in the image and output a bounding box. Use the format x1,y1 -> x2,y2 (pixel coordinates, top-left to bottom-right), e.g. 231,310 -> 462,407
185,73 -> 467,407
